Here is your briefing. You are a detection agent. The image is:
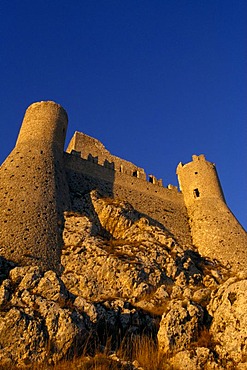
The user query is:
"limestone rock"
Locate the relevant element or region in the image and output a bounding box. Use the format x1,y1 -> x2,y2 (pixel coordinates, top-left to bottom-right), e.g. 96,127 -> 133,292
158,300 -> 204,354
34,270 -> 68,304
0,191 -> 237,368
0,102 -> 246,369
0,279 -> 11,307
61,191 -> 209,305
0,307 -> 47,367
208,278 -> 247,366
0,265 -> 89,366
169,348 -> 220,370
35,297 -> 87,363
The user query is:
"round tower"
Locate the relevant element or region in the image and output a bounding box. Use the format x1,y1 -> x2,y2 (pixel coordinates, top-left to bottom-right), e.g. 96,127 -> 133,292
0,101 -> 70,272
176,154 -> 225,208
16,101 -> 68,152
177,155 -> 247,273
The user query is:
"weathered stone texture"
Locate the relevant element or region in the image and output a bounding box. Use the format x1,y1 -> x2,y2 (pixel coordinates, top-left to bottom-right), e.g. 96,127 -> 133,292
186,199 -> 247,272
0,100 -> 246,277
0,264 -> 88,366
177,154 -> 247,272
0,101 -> 70,271
1,101 -> 247,368
157,300 -> 204,354
64,152 -> 192,247
67,131 -> 146,179
208,278 -> 247,367
0,186 -> 242,368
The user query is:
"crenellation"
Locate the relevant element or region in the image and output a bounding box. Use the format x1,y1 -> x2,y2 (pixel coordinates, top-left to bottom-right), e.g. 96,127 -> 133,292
66,131 -> 147,180
192,154 -> 206,161
0,101 -> 246,274
66,131 -> 176,187
167,184 -> 178,190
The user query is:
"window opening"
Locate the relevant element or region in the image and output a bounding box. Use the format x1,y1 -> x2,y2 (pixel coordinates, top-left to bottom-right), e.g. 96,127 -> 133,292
193,188 -> 200,198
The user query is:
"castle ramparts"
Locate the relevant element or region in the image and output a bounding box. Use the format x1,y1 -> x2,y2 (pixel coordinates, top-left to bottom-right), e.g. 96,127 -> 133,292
0,101 -> 246,273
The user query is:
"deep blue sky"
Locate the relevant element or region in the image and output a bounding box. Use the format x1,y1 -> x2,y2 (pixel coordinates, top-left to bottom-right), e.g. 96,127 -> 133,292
0,1 -> 246,229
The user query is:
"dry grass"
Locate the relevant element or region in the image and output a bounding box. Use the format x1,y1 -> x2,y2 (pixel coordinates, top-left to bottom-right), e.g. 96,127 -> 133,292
0,357 -> 128,370
117,335 -> 169,370
0,334 -> 171,370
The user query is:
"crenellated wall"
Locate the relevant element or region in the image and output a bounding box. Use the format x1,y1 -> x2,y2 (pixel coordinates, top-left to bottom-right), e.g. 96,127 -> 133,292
67,131 -> 147,179
0,101 -> 246,273
64,152 -> 192,246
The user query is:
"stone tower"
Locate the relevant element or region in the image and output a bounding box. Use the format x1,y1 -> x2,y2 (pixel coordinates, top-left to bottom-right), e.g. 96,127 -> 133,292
177,155 -> 247,272
0,101 -> 70,271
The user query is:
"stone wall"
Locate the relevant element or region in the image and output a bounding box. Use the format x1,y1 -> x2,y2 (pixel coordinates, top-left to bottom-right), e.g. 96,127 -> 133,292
67,131 -> 147,179
64,153 -> 192,247
0,102 -> 70,271
176,154 -> 225,206
177,155 -> 247,272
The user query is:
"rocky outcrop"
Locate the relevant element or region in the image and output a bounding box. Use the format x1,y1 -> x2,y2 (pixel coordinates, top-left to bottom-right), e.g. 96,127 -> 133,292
158,300 -> 204,354
208,278 -> 247,368
0,266 -> 88,367
0,190 -> 245,369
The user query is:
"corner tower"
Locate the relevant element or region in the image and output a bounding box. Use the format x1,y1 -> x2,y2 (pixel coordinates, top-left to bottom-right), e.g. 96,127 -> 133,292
0,101 -> 70,271
176,155 -> 225,206
177,155 -> 247,273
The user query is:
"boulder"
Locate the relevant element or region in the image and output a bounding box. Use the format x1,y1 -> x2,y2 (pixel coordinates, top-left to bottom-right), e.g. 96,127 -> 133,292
208,278 -> 247,366
158,300 -> 204,354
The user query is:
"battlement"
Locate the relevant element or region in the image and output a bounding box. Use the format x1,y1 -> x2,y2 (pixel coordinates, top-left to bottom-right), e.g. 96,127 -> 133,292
176,154 -> 225,205
67,131 -> 146,179
66,131 -> 174,189
177,154 -> 216,172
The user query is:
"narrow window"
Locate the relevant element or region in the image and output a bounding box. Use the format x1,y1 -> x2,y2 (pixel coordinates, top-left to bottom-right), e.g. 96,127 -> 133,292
193,188 -> 200,198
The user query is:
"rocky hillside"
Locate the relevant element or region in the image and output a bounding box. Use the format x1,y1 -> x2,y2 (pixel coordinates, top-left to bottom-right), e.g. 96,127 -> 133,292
0,190 -> 247,369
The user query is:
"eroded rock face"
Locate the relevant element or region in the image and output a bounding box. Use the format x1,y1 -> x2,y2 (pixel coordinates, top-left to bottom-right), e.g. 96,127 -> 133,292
0,265 -> 88,366
208,278 -> 247,367
169,348 -> 221,370
157,300 -> 204,354
0,191 -> 241,368
61,191 -> 207,304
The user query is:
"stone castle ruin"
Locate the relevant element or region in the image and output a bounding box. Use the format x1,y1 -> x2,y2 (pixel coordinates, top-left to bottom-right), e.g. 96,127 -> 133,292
0,101 -> 246,273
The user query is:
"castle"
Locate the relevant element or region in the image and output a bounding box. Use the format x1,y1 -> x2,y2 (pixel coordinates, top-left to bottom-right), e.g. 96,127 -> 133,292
0,101 -> 246,273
